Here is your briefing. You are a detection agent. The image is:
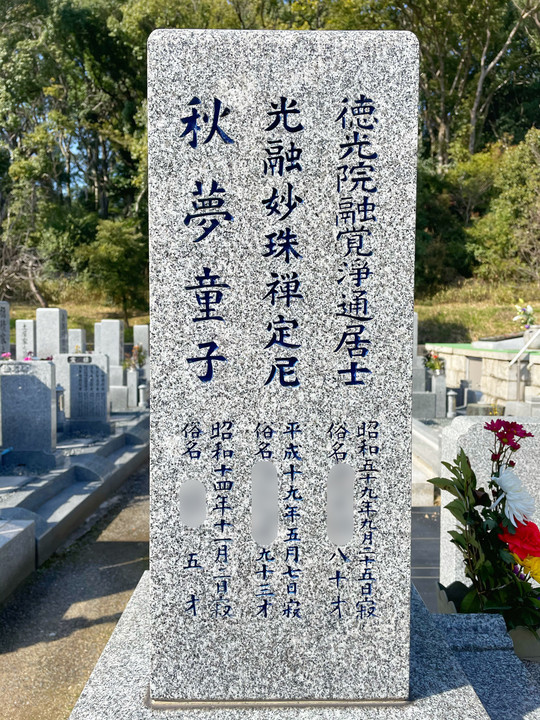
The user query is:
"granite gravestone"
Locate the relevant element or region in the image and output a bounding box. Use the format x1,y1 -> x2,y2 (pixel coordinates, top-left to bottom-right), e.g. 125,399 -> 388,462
133,324 -> 150,381
149,30 -> 418,706
127,368 -> 139,408
94,322 -> 102,353
0,302 -> 9,355
101,319 -> 125,386
53,354 -> 109,433
0,361 -> 56,468
133,324 -> 150,356
36,308 -> 68,358
68,328 -> 87,354
15,319 -> 36,360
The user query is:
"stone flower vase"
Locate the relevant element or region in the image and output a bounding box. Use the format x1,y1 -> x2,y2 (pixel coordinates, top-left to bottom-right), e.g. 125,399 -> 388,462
437,583 -> 540,662
523,325 -> 540,349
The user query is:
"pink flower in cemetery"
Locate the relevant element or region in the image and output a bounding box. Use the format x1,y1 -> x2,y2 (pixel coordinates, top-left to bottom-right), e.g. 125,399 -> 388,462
1,351 -> 10,359
485,419 -> 533,447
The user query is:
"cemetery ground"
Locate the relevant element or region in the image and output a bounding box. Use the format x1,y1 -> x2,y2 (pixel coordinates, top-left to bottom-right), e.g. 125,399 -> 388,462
416,280 -> 540,343
0,462 -> 149,720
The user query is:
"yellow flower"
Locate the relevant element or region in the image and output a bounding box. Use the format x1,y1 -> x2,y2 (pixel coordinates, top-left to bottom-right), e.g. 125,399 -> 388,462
513,553 -> 540,582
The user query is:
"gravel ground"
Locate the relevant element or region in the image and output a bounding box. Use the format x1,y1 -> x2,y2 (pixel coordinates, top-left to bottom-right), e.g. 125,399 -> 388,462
0,462 -> 149,720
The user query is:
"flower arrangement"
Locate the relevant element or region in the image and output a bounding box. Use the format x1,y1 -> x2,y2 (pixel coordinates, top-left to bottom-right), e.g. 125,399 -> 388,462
0,352 -> 11,361
430,419 -> 540,632
513,299 -> 536,329
424,351 -> 444,372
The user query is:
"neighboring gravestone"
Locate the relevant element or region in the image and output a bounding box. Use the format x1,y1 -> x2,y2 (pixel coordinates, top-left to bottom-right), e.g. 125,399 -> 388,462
133,324 -> 149,356
101,319 -> 125,387
412,312 -> 426,392
126,368 -> 139,409
0,302 -> 9,355
15,319 -> 36,360
133,324 -> 150,382
149,30 -> 418,705
109,385 -> 128,412
94,322 -> 102,353
0,360 -> 56,469
53,354 -> 110,434
440,416 -> 540,587
36,308 -> 68,358
68,328 -> 87,354
431,373 -> 447,418
100,320 -> 124,366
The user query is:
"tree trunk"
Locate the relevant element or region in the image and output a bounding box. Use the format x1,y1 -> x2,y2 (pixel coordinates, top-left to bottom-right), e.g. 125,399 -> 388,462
27,270 -> 47,308
123,298 -> 130,328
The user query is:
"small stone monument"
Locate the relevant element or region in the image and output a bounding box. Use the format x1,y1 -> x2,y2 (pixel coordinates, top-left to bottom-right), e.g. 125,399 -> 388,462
53,354 -> 110,434
0,302 -> 9,355
70,30 -> 492,720
94,322 -> 102,353
100,319 -> 125,387
68,328 -> 87,354
133,324 -> 149,356
36,308 -> 68,358
133,323 -> 150,382
15,319 -> 35,360
0,360 -> 56,469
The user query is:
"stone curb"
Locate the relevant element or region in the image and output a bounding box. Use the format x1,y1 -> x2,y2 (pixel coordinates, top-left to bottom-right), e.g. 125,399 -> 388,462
0,413 -> 149,605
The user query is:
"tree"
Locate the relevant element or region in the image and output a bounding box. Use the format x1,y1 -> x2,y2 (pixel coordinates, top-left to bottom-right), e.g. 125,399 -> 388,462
327,0 -> 540,165
77,218 -> 147,324
466,128 -> 540,281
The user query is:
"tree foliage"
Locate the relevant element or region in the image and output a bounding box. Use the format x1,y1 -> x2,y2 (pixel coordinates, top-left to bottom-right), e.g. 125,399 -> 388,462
0,0 -> 539,306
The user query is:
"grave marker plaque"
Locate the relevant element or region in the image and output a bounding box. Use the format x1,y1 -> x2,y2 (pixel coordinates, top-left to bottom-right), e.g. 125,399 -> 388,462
0,360 -> 56,455
54,354 -> 109,425
149,30 -> 418,705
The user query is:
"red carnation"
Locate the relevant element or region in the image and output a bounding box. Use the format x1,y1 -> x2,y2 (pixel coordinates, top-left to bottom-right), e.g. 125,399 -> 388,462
499,521 -> 540,560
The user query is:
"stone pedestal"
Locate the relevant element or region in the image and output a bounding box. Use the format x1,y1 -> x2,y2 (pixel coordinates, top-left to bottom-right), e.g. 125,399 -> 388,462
69,575 -> 492,719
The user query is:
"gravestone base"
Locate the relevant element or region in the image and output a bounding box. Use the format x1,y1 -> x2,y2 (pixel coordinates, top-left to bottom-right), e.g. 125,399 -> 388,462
110,386 -> 129,412
64,419 -> 112,437
1,450 -> 56,472
69,573 -> 491,720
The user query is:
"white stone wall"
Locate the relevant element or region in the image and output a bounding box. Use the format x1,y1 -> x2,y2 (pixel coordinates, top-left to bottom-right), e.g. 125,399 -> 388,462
425,344 -> 540,406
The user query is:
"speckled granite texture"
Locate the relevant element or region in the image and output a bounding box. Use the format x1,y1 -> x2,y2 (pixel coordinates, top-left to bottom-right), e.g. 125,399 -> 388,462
149,30 -> 419,703
433,614 -> 540,720
70,574 -> 496,719
439,417 -> 540,587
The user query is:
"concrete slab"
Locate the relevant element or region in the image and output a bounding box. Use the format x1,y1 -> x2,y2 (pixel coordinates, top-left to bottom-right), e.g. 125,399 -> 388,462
0,519 -> 35,604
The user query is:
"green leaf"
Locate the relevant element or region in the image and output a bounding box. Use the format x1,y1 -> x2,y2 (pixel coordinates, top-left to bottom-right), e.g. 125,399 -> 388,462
483,602 -> 512,611
428,477 -> 460,497
448,530 -> 468,550
499,548 -> 515,565
445,499 -> 467,525
461,589 -> 482,613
